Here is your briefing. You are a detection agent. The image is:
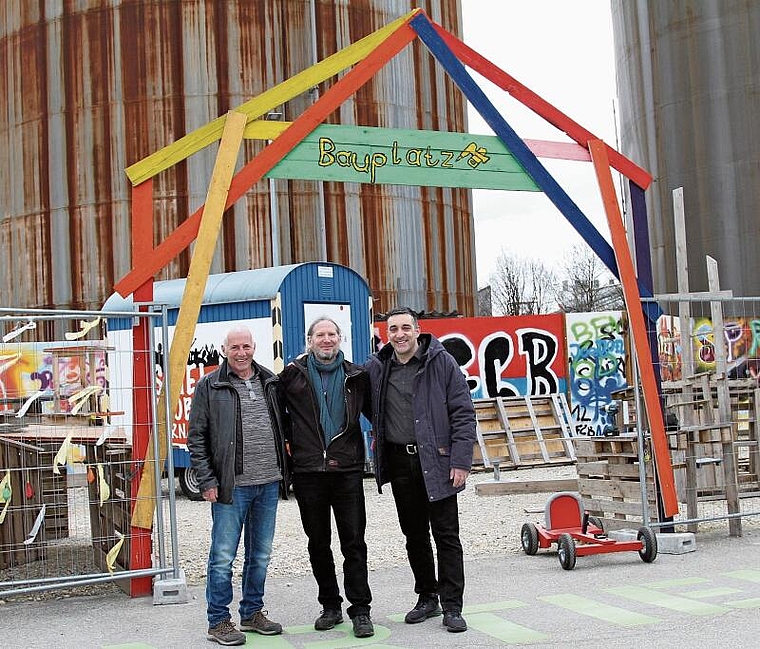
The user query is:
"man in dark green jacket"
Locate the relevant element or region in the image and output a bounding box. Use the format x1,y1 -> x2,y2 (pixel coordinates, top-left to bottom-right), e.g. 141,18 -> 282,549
275,317 -> 374,639
188,326 -> 289,646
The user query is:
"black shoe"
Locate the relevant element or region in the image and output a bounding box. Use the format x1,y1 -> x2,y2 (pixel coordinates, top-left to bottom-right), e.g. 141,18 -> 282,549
351,613 -> 375,638
404,594 -> 442,624
443,610 -> 467,633
314,609 -> 343,631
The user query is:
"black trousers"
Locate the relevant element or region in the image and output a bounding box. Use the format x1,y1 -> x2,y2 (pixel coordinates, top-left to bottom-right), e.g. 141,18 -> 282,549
292,471 -> 372,618
386,447 -> 465,612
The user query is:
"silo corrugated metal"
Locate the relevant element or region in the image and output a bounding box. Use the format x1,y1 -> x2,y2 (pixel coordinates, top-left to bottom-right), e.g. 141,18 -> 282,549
0,0 -> 474,315
611,0 -> 760,296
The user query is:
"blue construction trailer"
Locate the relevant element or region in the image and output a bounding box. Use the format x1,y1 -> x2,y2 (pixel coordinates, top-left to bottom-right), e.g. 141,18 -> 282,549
103,262 -> 374,498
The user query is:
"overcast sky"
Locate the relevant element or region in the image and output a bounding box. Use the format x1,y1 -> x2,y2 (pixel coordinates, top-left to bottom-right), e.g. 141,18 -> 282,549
460,0 -> 619,287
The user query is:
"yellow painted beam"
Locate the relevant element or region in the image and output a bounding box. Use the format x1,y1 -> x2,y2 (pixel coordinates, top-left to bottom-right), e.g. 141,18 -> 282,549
131,110 -> 248,529
125,9 -> 420,185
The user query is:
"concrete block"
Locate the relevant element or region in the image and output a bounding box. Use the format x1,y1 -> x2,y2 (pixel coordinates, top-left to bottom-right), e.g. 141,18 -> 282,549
656,532 -> 696,554
607,529 -> 696,554
153,569 -> 188,605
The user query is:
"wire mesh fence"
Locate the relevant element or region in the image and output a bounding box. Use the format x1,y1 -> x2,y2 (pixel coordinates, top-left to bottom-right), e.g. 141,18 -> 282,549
0,307 -> 179,599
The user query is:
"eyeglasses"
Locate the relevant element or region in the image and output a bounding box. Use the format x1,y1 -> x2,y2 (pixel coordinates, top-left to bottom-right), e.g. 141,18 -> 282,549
243,379 -> 257,400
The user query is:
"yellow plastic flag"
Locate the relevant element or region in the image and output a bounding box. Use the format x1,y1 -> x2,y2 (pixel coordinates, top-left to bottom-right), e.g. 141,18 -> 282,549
64,317 -> 102,340
97,464 -> 111,506
105,531 -> 125,573
53,431 -> 74,475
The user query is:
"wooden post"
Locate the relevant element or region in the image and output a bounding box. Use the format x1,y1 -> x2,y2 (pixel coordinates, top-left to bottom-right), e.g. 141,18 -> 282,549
673,187 -> 698,532
706,256 -> 742,536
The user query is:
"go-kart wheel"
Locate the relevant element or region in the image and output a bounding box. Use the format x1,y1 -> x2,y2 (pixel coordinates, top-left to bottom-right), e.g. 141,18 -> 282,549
637,526 -> 658,563
588,516 -> 604,533
521,522 -> 539,555
557,533 -> 577,570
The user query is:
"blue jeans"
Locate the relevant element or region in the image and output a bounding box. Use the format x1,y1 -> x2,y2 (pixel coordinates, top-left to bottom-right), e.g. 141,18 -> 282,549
206,481 -> 280,626
292,471 -> 372,618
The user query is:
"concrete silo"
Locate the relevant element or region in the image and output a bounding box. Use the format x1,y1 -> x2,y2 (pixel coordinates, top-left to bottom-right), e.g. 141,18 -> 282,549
0,0 -> 474,315
611,0 -> 760,296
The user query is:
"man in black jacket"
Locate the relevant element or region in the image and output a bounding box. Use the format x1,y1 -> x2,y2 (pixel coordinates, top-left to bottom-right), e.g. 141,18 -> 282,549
188,326 -> 289,646
275,317 -> 374,639
365,307 -> 476,633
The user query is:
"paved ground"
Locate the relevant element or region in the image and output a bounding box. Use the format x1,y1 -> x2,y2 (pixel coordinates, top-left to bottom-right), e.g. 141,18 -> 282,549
2,527 -> 760,648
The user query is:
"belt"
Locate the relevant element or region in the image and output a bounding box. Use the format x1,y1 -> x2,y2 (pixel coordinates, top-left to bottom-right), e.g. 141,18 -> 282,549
387,442 -> 418,455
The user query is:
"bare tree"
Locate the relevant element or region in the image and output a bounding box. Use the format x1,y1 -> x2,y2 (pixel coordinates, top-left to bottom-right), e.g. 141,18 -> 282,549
555,244 -> 624,312
488,250 -> 557,315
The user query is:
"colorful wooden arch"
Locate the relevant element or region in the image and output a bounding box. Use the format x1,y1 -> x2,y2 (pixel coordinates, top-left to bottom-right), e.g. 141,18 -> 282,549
123,7 -> 677,540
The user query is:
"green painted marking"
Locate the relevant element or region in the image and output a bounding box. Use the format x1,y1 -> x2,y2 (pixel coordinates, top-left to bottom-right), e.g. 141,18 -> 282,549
268,124 -> 541,191
248,633 -> 302,648
386,600 -> 526,622
304,622 -> 391,648
726,597 -> 760,609
725,569 -> 760,584
606,585 -> 729,615
647,577 -> 710,589
467,611 -> 549,644
539,593 -> 660,627
465,600 -> 529,613
682,587 -> 743,599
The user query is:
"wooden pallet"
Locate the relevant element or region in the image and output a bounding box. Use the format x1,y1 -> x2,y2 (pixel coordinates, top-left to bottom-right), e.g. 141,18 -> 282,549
574,435 -> 657,527
473,395 -> 577,470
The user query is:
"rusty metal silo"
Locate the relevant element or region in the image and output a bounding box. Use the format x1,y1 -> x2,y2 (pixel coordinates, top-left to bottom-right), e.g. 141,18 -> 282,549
0,0 -> 474,315
611,0 -> 760,296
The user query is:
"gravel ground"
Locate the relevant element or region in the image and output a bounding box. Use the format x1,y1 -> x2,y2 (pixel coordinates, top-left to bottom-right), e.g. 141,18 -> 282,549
176,466 -> 576,585
175,465 -> 760,586
3,464 -> 758,602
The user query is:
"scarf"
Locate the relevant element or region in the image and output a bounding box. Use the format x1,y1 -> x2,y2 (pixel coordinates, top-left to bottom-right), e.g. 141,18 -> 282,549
307,351 -> 346,447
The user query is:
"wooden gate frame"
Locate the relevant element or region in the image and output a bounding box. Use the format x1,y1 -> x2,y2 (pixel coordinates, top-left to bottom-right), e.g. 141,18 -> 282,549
110,8 -> 679,594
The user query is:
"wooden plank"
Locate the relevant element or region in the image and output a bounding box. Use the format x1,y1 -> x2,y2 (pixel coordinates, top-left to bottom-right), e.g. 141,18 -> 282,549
581,497 -> 650,518
495,398 -> 521,465
115,22 -> 417,298
552,394 -> 577,460
132,110 -> 247,529
578,477 -> 653,501
589,140 -> 678,517
524,397 -> 551,464
707,255 -> 742,536
430,22 -> 652,189
476,478 -> 578,496
125,10 -> 420,184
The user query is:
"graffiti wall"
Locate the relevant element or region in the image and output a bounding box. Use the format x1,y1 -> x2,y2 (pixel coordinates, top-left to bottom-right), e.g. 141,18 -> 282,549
565,312 -> 627,436
376,314 -> 567,399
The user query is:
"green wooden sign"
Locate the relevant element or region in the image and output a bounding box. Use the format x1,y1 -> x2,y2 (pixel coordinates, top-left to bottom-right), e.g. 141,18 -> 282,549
266,124 -> 540,191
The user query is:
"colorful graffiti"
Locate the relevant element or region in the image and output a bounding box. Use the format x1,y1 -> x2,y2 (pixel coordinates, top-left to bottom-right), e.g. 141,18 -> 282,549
0,343 -> 107,413
693,316 -> 760,379
376,314 -> 567,399
565,312 -> 627,436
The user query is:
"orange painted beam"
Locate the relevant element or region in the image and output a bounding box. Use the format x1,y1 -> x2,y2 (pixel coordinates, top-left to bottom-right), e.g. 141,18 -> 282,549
433,22 -> 652,190
588,139 -> 677,517
114,21 -> 417,298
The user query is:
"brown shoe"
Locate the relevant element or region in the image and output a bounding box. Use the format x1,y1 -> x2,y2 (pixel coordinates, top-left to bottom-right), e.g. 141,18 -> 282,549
207,619 -> 245,645
240,610 -> 282,635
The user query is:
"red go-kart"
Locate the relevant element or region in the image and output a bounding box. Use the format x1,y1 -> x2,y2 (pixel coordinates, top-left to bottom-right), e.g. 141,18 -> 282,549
520,492 -> 658,570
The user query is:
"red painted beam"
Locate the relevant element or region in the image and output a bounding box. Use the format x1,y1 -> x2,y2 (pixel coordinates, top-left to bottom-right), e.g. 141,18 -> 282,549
129,180 -> 156,596
433,22 -> 652,190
